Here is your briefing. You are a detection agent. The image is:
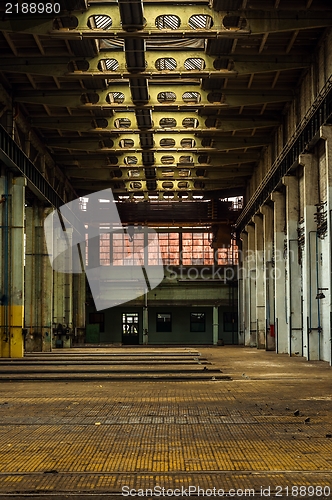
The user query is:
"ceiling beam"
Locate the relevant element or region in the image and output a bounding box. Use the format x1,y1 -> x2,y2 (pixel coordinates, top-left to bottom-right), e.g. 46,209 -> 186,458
32,34 -> 45,56
0,54 -> 311,79
54,152 -> 261,165
286,30 -> 299,53
14,87 -> 294,108
259,33 -> 269,53
47,135 -> 269,151
31,116 -> 280,132
2,32 -> 18,56
65,166 -> 254,180
3,7 -> 331,39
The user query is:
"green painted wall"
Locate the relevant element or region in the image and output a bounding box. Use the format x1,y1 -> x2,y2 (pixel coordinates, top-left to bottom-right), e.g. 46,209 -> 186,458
86,304 -> 239,345
148,306 -> 213,344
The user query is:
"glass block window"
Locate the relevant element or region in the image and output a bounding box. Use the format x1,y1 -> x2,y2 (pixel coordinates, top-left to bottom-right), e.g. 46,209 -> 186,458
182,232 -> 214,265
148,232 -> 179,265
99,233 -> 111,266
218,239 -> 238,265
112,232 -> 144,266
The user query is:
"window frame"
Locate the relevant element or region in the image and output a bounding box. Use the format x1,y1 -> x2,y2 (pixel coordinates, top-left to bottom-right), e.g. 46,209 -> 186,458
156,312 -> 172,332
89,312 -> 105,333
190,312 -> 206,332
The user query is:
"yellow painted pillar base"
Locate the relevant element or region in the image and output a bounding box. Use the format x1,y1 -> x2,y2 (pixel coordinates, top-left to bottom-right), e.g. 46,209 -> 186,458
0,306 -> 24,358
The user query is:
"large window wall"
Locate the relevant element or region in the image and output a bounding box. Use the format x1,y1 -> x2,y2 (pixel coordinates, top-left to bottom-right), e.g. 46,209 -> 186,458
89,228 -> 238,267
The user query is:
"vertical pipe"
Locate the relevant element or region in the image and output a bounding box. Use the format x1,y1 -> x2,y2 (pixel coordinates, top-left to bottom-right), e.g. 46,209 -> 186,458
143,288 -> 148,345
307,316 -> 310,361
330,311 -> 332,367
275,317 -> 278,353
330,211 -> 332,366
316,231 -> 321,359
4,172 -> 9,342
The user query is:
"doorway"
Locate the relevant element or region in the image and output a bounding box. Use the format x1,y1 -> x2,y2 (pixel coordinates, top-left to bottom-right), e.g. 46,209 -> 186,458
122,312 -> 139,345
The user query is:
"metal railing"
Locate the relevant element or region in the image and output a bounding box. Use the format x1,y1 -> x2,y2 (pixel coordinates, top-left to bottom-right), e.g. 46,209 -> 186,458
0,124 -> 64,209
236,75 -> 332,233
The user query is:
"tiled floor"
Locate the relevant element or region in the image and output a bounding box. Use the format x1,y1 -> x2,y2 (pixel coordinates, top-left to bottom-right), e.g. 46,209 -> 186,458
0,346 -> 331,499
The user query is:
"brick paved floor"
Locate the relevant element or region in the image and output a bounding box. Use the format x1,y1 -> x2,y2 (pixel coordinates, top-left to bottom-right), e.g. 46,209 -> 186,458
0,346 -> 331,499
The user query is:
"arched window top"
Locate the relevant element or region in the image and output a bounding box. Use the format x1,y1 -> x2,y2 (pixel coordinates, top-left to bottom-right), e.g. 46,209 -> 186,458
182,92 -> 201,103
179,155 -> 193,164
157,92 -> 176,103
159,118 -> 177,128
188,14 -> 213,30
161,155 -> 175,165
106,92 -> 125,104
180,138 -> 196,148
119,138 -> 134,148
162,181 -> 174,189
128,170 -> 140,178
124,156 -> 137,165
182,118 -> 198,128
155,58 -> 177,71
98,59 -> 119,72
88,15 -> 112,30
160,138 -> 176,148
115,118 -> 131,129
184,58 -> 205,71
155,14 -> 181,30
162,168 -> 174,178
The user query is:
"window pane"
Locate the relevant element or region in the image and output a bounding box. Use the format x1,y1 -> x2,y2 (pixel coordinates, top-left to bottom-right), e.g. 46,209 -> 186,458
190,312 -> 205,332
100,233 -> 110,266
113,232 -> 144,266
223,312 -> 238,332
218,239 -> 238,265
156,313 -> 172,332
148,233 -> 179,265
182,232 -> 213,265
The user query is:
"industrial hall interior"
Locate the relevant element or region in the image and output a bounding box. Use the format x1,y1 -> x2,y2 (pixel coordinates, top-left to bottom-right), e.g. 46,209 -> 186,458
2,1 -> 332,498
0,0 -> 332,366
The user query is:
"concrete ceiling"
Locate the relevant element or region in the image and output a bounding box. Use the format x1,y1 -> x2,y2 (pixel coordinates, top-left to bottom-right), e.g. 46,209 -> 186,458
0,0 -> 331,213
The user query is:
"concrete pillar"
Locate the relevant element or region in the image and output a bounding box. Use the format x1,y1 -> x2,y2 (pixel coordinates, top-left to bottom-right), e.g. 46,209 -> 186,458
238,233 -> 246,345
53,225 -> 66,346
25,205 -> 53,352
320,125 -> 332,365
283,175 -> 302,356
63,228 -> 73,348
213,306 -> 218,345
300,154 -> 320,360
254,214 -> 265,348
246,224 -> 256,347
0,173 -> 5,357
73,271 -> 86,344
271,190 -> 287,353
261,204 -> 275,351
0,175 -> 26,358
